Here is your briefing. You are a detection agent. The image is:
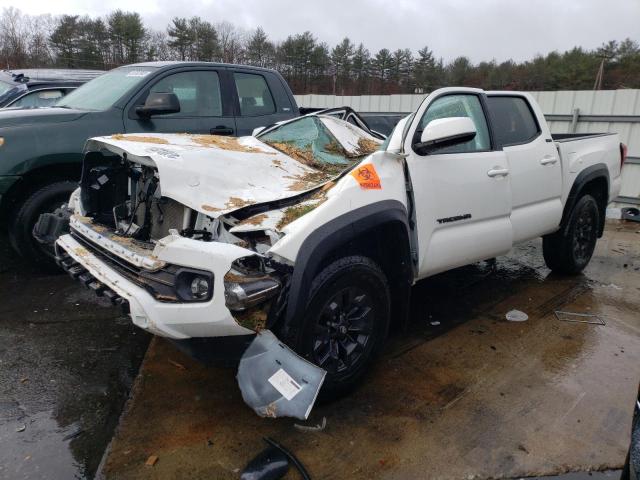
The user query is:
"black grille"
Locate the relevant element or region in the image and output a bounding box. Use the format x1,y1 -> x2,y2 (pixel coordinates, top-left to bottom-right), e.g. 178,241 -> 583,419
70,230 -> 180,302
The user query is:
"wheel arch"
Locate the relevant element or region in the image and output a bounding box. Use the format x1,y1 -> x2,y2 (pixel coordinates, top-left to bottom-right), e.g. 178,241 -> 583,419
561,164 -> 609,238
282,200 -> 414,339
0,162 -> 80,223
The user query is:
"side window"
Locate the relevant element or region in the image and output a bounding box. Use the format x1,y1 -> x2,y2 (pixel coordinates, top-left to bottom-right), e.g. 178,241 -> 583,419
486,96 -> 540,146
11,89 -> 65,108
149,71 -> 222,117
234,73 -> 275,116
417,94 -> 490,154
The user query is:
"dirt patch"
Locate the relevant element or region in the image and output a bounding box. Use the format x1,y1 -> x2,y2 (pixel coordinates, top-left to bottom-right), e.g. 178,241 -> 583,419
285,170 -> 332,191
232,307 -> 268,331
266,141 -> 317,168
225,197 -> 255,210
357,137 -> 380,156
325,139 -> 348,156
191,135 -> 274,155
110,134 -> 169,144
276,202 -> 321,230
201,204 -> 222,213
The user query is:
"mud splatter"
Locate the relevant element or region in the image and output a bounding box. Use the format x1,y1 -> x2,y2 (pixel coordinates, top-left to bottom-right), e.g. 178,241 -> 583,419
110,134 -> 169,144
201,204 -> 222,212
276,203 -> 321,230
357,137 -> 380,156
233,308 -> 268,332
225,197 -> 255,209
285,171 -> 332,191
266,141 -> 317,168
191,135 -> 274,154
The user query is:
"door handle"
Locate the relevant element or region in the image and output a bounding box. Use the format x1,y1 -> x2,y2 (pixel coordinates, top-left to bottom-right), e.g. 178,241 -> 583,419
210,126 -> 234,135
487,167 -> 509,177
540,155 -> 558,166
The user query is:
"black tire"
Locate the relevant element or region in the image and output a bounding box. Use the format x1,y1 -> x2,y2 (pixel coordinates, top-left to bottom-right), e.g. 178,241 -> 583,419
294,255 -> 390,400
543,194 -> 600,275
8,181 -> 77,270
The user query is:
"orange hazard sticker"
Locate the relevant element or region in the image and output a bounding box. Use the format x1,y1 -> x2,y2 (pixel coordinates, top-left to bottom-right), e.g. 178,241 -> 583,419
351,164 -> 381,190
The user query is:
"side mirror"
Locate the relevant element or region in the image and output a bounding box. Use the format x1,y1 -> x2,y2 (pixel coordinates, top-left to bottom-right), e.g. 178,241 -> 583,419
136,92 -> 180,118
414,117 -> 477,154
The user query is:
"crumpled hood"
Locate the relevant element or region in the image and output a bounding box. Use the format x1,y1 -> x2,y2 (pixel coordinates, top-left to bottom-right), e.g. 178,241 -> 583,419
87,133 -> 339,217
0,107 -> 87,128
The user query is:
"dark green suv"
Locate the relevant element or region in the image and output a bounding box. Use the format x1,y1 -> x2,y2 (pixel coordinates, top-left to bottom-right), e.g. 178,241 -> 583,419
0,62 -> 299,266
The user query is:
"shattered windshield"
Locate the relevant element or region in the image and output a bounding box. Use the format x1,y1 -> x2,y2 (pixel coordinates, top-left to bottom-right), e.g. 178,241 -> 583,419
258,116 -> 381,176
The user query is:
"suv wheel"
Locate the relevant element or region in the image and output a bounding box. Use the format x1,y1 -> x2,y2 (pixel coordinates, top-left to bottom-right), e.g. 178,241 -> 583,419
8,181 -> 76,271
295,255 -> 390,400
543,194 -> 600,275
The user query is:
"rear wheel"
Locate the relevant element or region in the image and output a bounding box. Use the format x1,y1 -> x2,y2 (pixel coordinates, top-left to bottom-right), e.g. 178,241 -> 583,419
8,181 -> 76,271
543,194 -> 599,274
294,256 -> 390,400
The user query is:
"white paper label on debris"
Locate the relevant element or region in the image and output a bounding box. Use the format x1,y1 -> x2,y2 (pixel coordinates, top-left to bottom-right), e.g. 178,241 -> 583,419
268,368 -> 302,401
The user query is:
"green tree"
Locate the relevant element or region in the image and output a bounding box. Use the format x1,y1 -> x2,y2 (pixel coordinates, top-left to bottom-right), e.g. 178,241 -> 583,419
331,37 -> 354,94
372,48 -> 392,93
246,27 -> 274,67
167,17 -> 193,61
108,10 -> 146,65
49,15 -> 80,67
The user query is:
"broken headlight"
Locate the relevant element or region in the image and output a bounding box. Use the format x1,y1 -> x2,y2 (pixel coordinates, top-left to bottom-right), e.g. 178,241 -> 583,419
224,256 -> 281,312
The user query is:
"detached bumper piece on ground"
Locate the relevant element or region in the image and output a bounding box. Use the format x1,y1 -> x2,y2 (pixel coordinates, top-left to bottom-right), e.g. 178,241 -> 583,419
237,330 -> 326,420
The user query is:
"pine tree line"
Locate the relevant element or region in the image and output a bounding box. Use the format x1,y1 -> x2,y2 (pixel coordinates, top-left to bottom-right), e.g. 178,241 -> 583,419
1,7 -> 639,94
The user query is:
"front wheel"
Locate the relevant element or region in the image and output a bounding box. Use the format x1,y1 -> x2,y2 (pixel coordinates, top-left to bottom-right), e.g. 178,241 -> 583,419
543,194 -> 600,275
295,255 -> 390,400
8,181 -> 77,271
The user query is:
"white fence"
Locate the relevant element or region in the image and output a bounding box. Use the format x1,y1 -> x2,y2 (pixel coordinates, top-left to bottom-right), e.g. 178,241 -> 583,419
295,90 -> 640,205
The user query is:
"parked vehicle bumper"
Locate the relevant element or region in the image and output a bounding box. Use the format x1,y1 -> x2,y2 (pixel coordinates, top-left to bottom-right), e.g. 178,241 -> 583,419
55,232 -> 255,340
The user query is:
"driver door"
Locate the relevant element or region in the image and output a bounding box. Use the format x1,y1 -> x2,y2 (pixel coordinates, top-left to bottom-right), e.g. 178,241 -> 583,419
405,91 -> 513,278
124,68 -> 236,135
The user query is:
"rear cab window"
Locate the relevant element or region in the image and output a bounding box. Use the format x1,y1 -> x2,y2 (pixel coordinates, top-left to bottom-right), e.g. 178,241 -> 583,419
486,96 -> 541,147
234,72 -> 276,116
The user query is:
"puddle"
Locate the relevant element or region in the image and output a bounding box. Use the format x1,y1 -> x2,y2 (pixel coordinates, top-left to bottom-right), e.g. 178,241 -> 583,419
0,233 -> 150,479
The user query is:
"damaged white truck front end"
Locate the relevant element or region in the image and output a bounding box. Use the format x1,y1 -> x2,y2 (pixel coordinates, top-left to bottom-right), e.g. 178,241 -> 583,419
54,114 -> 391,343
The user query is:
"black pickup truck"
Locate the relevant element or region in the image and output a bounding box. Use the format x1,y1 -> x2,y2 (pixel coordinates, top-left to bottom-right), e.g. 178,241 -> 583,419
0,62 -> 299,265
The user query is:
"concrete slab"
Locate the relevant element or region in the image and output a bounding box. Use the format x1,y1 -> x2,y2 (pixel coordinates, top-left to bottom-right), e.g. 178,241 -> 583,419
101,221 -> 640,479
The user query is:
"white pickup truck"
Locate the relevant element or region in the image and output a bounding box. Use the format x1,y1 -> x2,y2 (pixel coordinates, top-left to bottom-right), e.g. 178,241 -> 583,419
49,88 -> 626,398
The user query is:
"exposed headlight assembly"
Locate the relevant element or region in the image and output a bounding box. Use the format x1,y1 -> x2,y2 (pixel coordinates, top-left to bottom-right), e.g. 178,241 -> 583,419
224,256 -> 281,312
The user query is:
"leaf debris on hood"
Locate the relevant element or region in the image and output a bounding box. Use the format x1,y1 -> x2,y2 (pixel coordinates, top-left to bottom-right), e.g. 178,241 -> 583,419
110,134 -> 169,144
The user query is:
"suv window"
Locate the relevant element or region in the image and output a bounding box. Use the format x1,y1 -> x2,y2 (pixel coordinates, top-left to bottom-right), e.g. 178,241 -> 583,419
418,94 -> 490,153
234,73 -> 275,116
487,96 -> 540,146
149,71 -> 222,117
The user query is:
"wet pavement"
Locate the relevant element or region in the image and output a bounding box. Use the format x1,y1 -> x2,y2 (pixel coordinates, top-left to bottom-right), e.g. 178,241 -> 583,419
0,234 -> 150,479
99,220 -> 640,479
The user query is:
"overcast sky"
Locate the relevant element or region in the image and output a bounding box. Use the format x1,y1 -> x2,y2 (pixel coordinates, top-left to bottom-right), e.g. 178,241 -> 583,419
5,0 -> 640,62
